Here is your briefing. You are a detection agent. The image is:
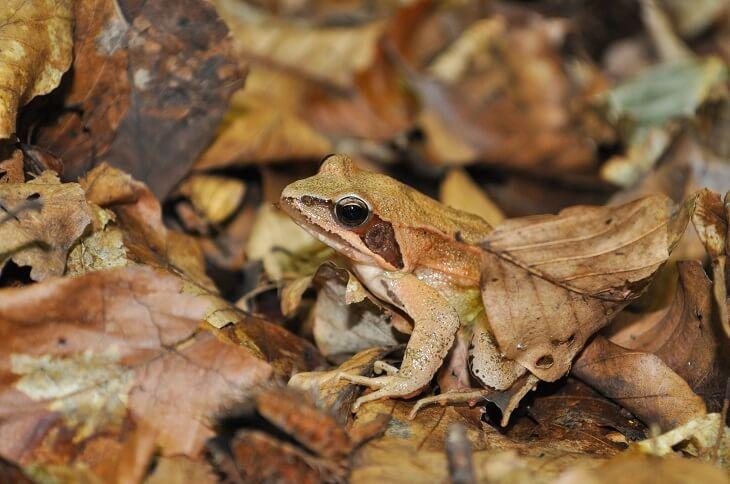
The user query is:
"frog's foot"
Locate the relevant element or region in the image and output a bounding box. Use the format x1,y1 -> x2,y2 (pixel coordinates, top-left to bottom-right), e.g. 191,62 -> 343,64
338,371 -> 427,412
373,360 -> 399,376
408,389 -> 490,420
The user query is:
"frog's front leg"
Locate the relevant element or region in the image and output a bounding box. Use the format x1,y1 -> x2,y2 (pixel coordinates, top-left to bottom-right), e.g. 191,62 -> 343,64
339,272 -> 460,411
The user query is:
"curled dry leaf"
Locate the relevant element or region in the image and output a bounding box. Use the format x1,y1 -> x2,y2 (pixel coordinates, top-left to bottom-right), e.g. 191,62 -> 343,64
607,261 -> 728,409
573,335 -> 707,431
33,0 -> 244,198
178,174 -> 246,225
480,194 -> 683,382
0,267 -> 272,474
0,171 -> 91,281
0,0 -> 73,139
633,412 -> 730,463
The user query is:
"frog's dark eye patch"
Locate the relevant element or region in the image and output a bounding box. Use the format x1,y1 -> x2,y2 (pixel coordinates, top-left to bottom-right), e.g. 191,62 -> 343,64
334,196 -> 371,227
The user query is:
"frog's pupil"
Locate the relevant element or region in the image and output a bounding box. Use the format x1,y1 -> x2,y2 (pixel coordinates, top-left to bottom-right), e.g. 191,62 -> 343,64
335,198 -> 369,227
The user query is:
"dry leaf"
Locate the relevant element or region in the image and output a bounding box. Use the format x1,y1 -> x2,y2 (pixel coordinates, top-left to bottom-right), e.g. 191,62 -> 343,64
633,412 -> 730,463
310,263 -> 407,359
0,171 -> 91,280
440,168 -> 504,226
480,194 -> 682,381
573,335 -> 707,431
33,0 -> 243,198
246,203 -> 331,281
0,267 -> 272,473
0,0 -> 73,139
0,149 -> 24,184
606,261 -> 727,410
179,174 -> 246,224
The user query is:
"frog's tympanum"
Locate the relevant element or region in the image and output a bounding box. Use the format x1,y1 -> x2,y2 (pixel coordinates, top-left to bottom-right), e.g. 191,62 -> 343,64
280,154 -> 674,416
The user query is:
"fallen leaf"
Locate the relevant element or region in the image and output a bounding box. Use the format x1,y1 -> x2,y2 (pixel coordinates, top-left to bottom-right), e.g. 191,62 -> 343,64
0,267 -> 272,473
479,194 -> 683,382
573,335 -> 707,431
606,261 -> 728,409
143,456 -> 217,484
633,412 -> 729,463
0,171 -> 91,281
33,0 -> 244,198
440,168 -> 504,226
178,174 -> 246,225
0,0 -> 73,139
246,203 -> 331,281
310,263 -> 407,359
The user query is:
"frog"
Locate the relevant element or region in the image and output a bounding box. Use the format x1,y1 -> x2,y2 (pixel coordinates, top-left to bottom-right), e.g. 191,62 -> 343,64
279,154 -> 529,412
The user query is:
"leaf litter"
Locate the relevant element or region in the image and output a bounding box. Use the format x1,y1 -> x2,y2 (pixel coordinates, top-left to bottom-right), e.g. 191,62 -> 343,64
0,0 -> 728,482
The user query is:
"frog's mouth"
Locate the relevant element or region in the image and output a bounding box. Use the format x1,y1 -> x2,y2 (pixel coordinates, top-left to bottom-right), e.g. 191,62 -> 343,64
279,196 -> 373,264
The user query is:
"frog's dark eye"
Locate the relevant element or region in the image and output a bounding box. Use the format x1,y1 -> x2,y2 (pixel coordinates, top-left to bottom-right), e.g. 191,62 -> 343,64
334,196 -> 370,228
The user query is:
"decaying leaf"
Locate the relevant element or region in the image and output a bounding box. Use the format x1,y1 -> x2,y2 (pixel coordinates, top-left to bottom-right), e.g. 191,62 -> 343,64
480,194 -> 683,382
33,0 -> 244,198
0,267 -> 272,473
0,0 -> 73,139
606,261 -> 728,409
573,335 -> 707,431
0,171 -> 91,280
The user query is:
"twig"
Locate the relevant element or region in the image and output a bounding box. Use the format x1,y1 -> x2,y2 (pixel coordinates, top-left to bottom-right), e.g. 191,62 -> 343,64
711,377 -> 730,463
446,423 -> 475,484
0,199 -> 43,225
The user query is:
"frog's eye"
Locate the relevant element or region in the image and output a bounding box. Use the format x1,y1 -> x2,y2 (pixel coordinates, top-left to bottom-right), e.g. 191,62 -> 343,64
334,196 -> 371,228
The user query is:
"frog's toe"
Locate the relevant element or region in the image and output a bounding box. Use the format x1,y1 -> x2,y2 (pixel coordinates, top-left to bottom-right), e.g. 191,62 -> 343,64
337,372 -> 390,388
373,360 -> 400,376
408,390 -> 488,419
351,376 -> 427,412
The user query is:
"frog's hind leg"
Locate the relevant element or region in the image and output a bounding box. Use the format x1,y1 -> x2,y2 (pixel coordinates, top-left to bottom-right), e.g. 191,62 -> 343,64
409,389 -> 490,419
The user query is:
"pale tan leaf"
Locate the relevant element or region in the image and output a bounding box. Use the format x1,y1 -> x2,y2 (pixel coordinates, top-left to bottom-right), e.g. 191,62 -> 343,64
440,168 -> 504,226
480,194 -> 680,381
0,0 -> 73,138
179,175 -> 246,224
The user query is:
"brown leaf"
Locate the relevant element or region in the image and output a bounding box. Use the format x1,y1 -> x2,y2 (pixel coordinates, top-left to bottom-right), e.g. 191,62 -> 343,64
0,267 -> 271,472
607,261 -> 728,409
33,0 -> 244,198
0,0 -> 73,139
573,335 -> 706,431
0,171 -> 91,280
178,174 -> 246,225
480,194 -> 681,381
